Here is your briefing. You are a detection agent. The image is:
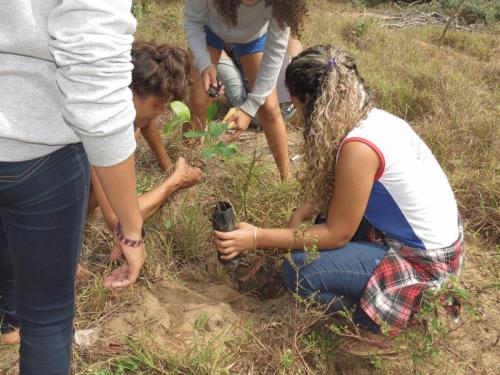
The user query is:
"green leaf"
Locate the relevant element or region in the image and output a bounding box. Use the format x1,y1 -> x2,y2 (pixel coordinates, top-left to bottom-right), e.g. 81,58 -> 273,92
200,147 -> 217,159
115,357 -> 139,372
170,101 -> 191,122
206,102 -> 217,122
164,219 -> 174,230
221,144 -> 237,159
163,117 -> 180,134
207,122 -> 228,138
194,311 -> 208,331
183,130 -> 208,138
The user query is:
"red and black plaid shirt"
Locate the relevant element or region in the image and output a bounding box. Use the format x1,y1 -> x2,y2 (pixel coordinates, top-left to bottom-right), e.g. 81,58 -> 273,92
360,221 -> 464,335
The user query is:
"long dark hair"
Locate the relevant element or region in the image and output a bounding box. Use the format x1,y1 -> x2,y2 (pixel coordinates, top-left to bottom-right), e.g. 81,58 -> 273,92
213,0 -> 308,35
130,41 -> 190,102
285,45 -> 373,213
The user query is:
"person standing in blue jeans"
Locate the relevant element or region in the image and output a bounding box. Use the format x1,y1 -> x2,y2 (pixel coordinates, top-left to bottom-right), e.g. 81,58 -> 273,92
1,1 -> 148,374
214,45 -> 464,340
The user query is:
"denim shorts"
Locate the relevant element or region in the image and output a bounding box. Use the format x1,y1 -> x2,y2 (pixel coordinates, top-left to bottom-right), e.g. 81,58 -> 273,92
204,26 -> 267,58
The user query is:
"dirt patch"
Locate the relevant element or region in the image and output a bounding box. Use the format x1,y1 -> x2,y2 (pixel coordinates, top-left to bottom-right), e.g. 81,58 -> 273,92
98,282 -> 246,352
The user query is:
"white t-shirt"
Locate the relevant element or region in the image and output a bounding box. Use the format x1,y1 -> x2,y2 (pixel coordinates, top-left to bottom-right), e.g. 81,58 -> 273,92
341,109 -> 459,249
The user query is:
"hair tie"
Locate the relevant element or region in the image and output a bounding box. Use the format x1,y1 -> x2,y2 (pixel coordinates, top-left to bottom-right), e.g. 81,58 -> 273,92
326,58 -> 337,70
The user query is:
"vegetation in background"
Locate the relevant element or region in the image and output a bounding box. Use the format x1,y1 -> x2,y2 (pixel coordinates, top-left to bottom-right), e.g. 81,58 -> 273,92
351,0 -> 499,24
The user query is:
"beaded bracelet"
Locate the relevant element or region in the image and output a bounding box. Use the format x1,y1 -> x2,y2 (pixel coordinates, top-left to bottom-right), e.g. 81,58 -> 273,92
114,223 -> 147,247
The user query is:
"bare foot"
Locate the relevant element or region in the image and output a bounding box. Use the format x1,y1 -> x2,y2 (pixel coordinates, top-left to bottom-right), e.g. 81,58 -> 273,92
172,157 -> 202,189
1,329 -> 20,345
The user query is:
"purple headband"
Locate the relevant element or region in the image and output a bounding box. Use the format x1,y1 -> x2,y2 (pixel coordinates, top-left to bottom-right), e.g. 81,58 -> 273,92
327,57 -> 337,70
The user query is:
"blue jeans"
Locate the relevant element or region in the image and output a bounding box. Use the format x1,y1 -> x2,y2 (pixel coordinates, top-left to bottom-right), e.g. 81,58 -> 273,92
0,144 -> 89,375
282,220 -> 388,333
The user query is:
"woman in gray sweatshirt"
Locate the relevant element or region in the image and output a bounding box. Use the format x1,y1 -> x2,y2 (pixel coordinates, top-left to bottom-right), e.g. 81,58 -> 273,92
0,1 -> 146,374
184,0 -> 308,179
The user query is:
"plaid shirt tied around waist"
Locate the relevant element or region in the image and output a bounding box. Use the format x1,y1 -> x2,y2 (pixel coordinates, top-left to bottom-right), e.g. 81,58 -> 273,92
360,220 -> 464,335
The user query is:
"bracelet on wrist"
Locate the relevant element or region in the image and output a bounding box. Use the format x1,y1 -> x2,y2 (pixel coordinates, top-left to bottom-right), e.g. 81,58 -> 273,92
115,223 -> 147,247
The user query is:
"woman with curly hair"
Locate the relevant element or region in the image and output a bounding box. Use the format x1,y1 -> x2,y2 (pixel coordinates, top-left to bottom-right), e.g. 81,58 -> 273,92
184,0 -> 308,179
87,41 -> 202,235
214,45 -> 464,338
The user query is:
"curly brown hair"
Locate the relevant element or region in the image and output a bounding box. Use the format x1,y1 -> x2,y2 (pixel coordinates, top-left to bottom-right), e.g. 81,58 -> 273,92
213,0 -> 308,35
130,41 -> 190,102
285,45 -> 373,214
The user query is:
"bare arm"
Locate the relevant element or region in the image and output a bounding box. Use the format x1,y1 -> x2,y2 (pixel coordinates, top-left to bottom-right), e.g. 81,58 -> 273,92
49,0 -> 145,288
215,142 -> 380,259
93,156 -> 146,288
89,167 -> 118,232
93,156 -> 143,237
141,123 -> 173,171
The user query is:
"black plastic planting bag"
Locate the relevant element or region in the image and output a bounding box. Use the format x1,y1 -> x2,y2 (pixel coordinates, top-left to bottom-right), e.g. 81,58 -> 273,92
211,201 -> 241,266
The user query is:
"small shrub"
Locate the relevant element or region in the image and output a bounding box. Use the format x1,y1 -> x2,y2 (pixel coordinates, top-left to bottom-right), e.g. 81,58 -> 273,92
131,0 -> 152,18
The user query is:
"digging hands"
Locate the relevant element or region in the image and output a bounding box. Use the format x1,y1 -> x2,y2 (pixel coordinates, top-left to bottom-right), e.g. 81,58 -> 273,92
214,222 -> 257,260
172,157 -> 202,189
227,109 -> 252,141
104,231 -> 146,289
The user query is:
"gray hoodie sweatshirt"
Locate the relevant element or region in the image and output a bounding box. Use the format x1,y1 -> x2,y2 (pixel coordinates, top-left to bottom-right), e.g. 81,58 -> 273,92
184,0 -> 290,117
0,0 -> 137,167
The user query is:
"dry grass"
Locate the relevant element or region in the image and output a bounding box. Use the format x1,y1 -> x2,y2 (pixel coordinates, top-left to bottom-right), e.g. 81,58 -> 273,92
77,1 -> 499,373
2,1 -> 498,374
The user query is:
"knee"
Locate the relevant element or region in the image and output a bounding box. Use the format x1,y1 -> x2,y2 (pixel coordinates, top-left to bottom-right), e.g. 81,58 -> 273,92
282,258 -> 297,292
258,100 -> 282,124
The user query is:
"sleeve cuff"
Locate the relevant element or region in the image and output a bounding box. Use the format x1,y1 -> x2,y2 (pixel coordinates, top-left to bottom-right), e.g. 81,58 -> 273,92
240,94 -> 265,118
195,55 -> 213,75
80,124 -> 137,167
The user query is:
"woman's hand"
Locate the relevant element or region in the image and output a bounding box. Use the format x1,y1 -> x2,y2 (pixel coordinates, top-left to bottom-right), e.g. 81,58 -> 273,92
288,202 -> 317,229
171,157 -> 202,189
104,231 -> 146,289
202,65 -> 219,93
214,222 -> 257,260
228,109 -> 252,141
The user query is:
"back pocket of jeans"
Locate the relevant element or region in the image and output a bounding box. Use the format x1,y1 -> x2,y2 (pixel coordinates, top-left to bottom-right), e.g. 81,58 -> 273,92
0,155 -> 49,183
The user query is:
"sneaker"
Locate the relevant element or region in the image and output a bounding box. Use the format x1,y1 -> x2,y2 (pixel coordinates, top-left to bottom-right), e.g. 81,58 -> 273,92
280,102 -> 296,121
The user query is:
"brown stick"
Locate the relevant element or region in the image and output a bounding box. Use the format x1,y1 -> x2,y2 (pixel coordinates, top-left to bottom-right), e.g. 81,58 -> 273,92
439,0 -> 468,45
440,343 -> 481,374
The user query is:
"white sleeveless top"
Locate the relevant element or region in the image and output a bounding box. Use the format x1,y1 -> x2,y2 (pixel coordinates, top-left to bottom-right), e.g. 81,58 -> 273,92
341,108 -> 459,249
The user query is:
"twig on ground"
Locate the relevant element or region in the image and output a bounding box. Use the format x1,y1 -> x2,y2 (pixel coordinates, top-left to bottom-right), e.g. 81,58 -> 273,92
440,343 -> 481,374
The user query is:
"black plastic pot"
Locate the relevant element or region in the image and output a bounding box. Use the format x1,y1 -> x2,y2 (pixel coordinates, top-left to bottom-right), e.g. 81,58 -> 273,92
211,201 -> 241,266
207,84 -> 221,98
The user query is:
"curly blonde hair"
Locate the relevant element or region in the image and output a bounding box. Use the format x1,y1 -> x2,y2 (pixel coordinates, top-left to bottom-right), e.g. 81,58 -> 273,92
285,45 -> 373,214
